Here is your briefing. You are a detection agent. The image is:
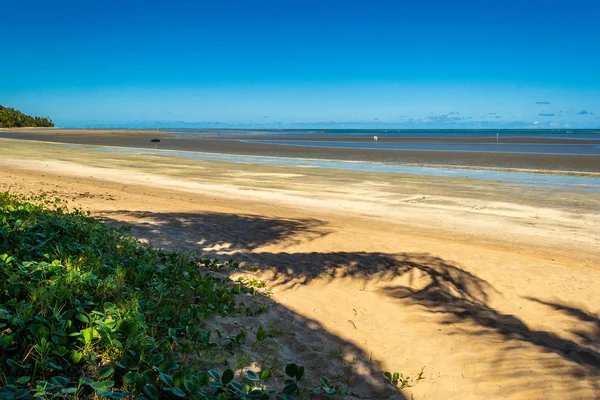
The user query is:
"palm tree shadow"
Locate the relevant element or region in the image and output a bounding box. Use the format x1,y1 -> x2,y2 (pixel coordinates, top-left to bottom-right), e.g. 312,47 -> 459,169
101,209 -> 599,396
99,210 -> 331,252
246,250 -> 600,392
526,297 -> 600,354
380,281 -> 600,393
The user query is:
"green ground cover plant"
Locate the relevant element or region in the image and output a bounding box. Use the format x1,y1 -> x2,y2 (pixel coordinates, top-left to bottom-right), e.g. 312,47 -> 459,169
383,367 -> 425,389
0,193 -> 313,399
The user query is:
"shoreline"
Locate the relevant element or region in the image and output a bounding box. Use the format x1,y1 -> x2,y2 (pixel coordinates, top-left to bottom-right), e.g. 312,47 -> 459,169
3,138 -> 600,196
2,137 -> 599,256
1,129 -> 600,172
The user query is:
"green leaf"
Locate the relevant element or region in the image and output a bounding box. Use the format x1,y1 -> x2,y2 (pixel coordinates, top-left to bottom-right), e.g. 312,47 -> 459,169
208,369 -> 220,382
227,381 -> 245,395
90,380 -> 114,392
150,354 -> 164,366
76,313 -> 89,323
80,377 -> 95,386
50,376 -> 70,387
10,389 -> 30,399
207,381 -> 224,389
221,369 -> 234,385
99,365 -> 114,380
143,385 -> 159,400
61,388 -> 78,394
173,370 -> 186,387
6,359 -> 31,370
98,390 -> 132,399
259,367 -> 271,380
135,375 -> 149,394
142,369 -> 155,382
296,366 -> 305,381
246,371 -> 259,381
248,390 -> 266,399
285,363 -> 298,378
124,371 -> 139,386
183,378 -> 196,392
81,328 -> 95,344
196,371 -> 209,387
170,387 -> 186,397
236,329 -> 246,342
16,376 -> 30,385
46,359 -> 63,370
159,373 -> 174,387
256,326 -> 267,341
71,350 -> 83,364
158,360 -> 178,373
283,382 -> 298,394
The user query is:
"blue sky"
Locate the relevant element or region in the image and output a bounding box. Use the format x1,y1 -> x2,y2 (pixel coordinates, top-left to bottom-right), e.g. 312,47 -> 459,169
1,0 -> 599,128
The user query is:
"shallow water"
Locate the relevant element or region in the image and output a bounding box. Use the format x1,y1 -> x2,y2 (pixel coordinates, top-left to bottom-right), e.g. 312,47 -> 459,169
70,145 -> 600,193
162,128 -> 600,141
242,140 -> 600,156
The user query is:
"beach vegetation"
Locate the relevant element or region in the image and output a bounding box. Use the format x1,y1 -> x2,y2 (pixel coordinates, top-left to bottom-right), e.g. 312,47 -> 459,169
0,192 -> 342,398
0,105 -> 54,128
319,376 -> 347,396
236,276 -> 267,289
383,367 -> 425,389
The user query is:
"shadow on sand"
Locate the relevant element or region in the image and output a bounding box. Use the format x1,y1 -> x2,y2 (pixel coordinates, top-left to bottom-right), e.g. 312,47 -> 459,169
101,209 -> 600,397
100,210 -> 330,251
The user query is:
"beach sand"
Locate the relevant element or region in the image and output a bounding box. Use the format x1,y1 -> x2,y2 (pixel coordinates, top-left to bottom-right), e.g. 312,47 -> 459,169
1,136 -> 600,399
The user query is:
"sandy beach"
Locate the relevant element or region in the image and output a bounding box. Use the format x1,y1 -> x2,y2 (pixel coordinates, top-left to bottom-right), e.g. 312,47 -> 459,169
1,135 -> 600,399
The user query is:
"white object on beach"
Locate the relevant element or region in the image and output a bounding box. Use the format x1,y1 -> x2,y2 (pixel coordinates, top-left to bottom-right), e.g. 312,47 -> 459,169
373,136 -> 378,142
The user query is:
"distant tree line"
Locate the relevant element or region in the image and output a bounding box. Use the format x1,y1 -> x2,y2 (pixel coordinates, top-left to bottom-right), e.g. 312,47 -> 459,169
0,105 -> 54,128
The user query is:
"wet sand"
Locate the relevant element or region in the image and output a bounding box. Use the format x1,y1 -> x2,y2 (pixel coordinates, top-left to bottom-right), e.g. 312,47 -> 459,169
1,128 -> 599,172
